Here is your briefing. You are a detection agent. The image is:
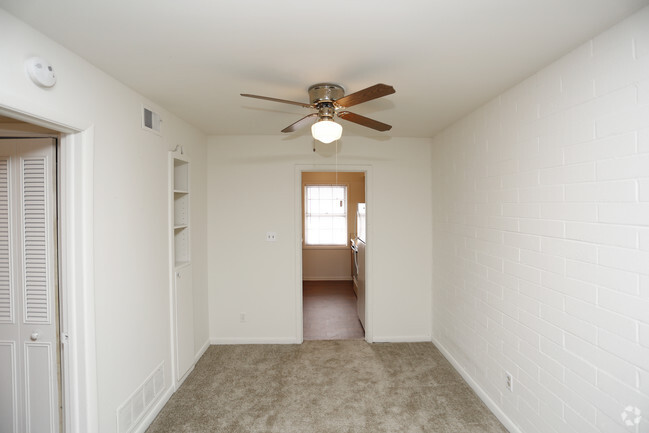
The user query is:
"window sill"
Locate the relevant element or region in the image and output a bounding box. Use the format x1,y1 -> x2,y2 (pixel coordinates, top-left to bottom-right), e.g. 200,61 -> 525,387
302,245 -> 349,251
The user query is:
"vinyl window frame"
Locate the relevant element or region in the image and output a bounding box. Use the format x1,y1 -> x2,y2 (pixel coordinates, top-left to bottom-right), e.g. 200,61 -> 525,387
303,184 -> 348,246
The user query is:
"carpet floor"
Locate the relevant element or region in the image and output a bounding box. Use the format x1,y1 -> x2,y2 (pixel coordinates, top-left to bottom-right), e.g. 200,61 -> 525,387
146,341 -> 509,433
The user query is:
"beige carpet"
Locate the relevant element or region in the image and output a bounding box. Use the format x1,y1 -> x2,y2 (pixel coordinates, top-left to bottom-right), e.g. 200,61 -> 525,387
146,341 -> 509,433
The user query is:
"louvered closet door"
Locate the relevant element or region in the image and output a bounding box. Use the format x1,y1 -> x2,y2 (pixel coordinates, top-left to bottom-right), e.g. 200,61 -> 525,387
0,138 -> 58,433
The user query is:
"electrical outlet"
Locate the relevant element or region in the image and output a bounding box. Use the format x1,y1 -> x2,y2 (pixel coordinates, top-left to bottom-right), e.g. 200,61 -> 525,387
505,371 -> 513,392
265,232 -> 277,242
240,313 -> 246,323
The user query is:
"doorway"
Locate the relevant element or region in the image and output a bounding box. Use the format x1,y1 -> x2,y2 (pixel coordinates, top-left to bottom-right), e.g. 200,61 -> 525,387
0,109 -> 97,433
0,136 -> 61,432
301,171 -> 366,340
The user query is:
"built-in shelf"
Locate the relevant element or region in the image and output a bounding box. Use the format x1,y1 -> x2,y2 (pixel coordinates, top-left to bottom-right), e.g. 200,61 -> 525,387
172,157 -> 190,268
170,154 -> 195,383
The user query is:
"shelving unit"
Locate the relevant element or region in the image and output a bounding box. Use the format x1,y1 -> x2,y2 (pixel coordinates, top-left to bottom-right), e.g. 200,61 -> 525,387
172,158 -> 190,268
169,154 -> 194,385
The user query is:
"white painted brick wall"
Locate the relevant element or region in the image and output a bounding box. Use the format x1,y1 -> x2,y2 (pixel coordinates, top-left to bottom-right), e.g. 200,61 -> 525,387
432,7 -> 649,433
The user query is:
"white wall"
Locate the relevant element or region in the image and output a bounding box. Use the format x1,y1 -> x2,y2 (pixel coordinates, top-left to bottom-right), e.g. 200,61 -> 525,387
0,9 -> 208,433
431,7 -> 649,433
207,135 -> 432,343
302,248 -> 352,281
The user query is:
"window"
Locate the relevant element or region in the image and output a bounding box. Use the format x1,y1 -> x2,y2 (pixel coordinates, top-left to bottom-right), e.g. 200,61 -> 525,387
304,185 -> 347,245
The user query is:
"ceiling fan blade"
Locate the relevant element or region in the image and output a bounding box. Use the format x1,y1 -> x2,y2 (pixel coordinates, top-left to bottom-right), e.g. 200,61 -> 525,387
334,84 -> 395,108
241,93 -> 314,109
337,111 -> 392,132
281,113 -> 319,133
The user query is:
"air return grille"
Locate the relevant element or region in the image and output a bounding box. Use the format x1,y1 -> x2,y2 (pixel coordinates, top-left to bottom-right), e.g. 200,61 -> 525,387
117,362 -> 165,433
142,107 -> 161,134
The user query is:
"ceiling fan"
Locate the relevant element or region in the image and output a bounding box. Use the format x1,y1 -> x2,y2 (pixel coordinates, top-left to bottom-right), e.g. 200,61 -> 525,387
241,83 -> 395,143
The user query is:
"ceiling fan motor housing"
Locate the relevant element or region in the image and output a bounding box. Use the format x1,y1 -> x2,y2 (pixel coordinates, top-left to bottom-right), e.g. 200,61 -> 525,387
241,82 -> 394,133
308,83 -> 344,105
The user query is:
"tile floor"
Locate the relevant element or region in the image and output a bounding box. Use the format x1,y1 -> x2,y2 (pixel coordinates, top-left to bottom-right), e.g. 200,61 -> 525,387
303,280 -> 365,340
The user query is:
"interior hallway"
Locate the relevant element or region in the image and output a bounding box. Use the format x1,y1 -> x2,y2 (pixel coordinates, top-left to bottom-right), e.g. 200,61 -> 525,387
303,281 -> 364,340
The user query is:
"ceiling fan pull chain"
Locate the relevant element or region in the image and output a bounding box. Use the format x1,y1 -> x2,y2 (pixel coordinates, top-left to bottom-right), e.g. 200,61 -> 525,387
335,139 -> 339,185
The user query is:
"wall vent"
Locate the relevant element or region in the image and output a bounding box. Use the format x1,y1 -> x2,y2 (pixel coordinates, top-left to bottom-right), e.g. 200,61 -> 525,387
117,362 -> 165,433
142,106 -> 161,134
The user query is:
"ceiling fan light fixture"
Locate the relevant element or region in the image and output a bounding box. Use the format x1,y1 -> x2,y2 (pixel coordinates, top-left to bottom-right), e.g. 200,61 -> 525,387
311,119 -> 342,144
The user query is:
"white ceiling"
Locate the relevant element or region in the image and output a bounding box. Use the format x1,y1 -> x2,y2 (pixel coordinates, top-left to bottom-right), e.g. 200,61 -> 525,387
1,0 -> 648,138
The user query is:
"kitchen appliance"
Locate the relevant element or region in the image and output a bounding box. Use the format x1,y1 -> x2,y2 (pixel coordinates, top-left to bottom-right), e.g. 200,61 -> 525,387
355,203 -> 366,329
351,239 -> 358,296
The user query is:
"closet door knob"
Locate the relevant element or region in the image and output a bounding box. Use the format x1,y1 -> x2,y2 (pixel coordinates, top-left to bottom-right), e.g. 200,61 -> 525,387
30,332 -> 39,341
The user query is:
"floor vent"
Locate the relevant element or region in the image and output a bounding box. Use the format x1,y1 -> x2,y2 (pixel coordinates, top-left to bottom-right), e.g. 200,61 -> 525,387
142,106 -> 161,134
117,362 -> 165,433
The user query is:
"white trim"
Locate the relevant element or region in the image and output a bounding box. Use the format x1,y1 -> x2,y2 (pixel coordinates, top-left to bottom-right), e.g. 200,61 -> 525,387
294,167 -> 304,344
167,154 -> 178,388
210,338 -> 298,345
176,366 -> 194,388
0,106 -> 78,135
372,335 -> 432,343
294,164 -> 374,343
294,164 -> 374,344
0,128 -> 58,138
59,127 -> 98,433
0,107 -> 98,433
364,168 -> 373,343
431,337 -> 522,433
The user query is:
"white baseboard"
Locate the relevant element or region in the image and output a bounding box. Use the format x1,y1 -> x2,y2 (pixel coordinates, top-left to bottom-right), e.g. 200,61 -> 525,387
133,385 -> 174,433
210,336 -> 432,344
210,337 -> 298,345
431,336 -> 522,433
195,339 -> 210,362
372,335 -> 432,343
175,365 -> 194,388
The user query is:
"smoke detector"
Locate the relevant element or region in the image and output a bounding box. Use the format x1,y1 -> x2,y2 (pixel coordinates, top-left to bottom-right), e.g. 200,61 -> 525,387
25,57 -> 57,88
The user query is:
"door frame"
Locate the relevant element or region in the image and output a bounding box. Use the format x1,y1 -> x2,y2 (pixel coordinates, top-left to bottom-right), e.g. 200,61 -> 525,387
294,164 -> 373,343
0,106 -> 98,433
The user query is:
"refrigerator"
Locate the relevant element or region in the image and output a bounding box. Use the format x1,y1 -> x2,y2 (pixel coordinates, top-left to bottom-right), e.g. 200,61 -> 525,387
355,203 -> 366,329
